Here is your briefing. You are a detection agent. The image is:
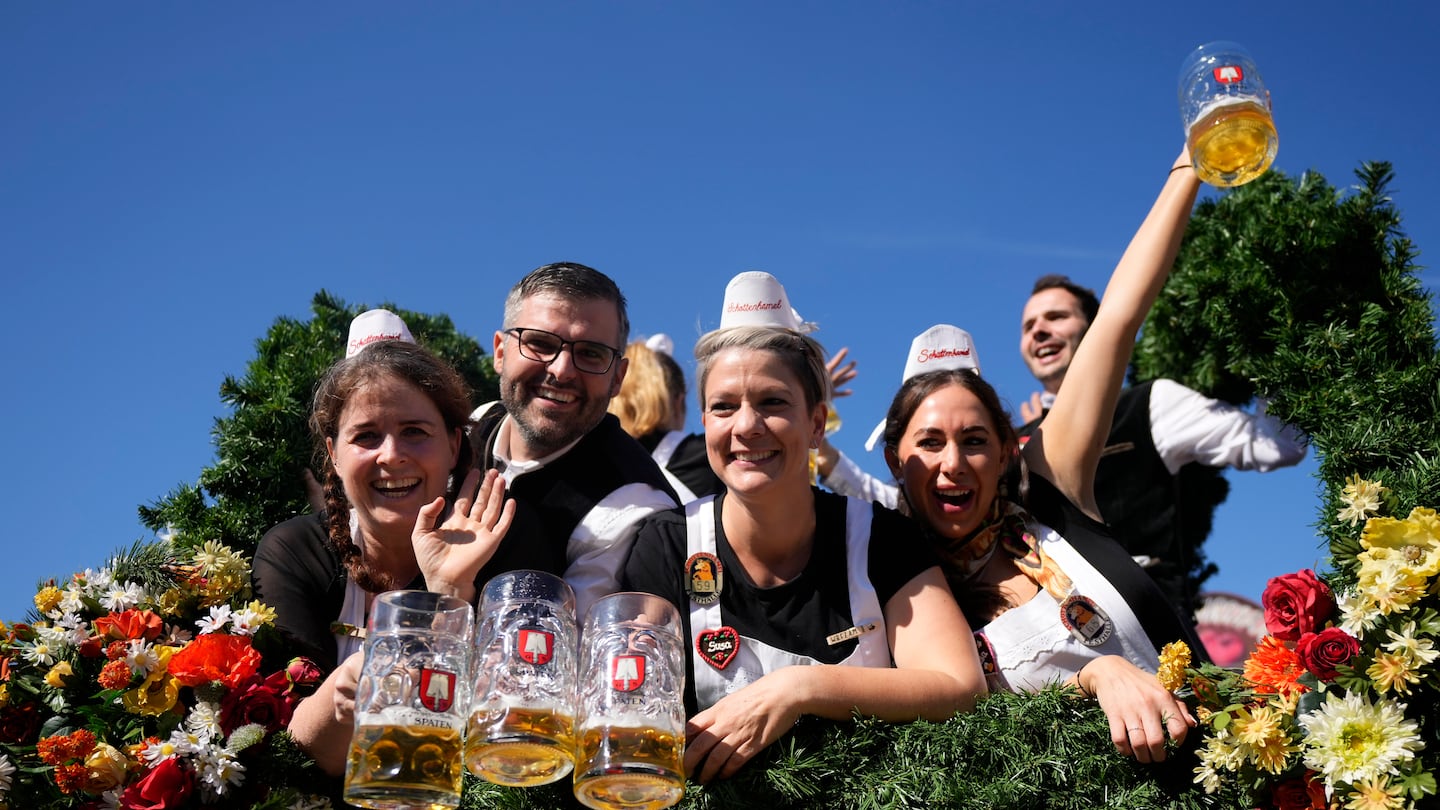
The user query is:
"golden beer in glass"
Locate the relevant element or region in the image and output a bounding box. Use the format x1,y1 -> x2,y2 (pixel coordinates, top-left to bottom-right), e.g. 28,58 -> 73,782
465,704 -> 576,786
573,593 -> 687,810
345,724 -> 465,810
574,724 -> 685,810
342,591 -> 473,810
1178,42 -> 1277,187
466,570 -> 580,787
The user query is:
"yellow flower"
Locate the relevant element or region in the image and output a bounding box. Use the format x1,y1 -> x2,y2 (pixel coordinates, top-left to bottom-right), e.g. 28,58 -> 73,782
83,742 -> 129,793
0,684 -> 9,708
1367,651 -> 1420,695
1156,641 -> 1191,691
201,571 -> 245,606
121,646 -> 179,716
1345,775 -> 1404,810
33,586 -> 63,615
122,672 -> 179,716
156,587 -> 187,616
1360,507 -> 1440,578
1339,475 -> 1388,526
244,600 -> 277,627
1232,705 -> 1298,774
1356,558 -> 1427,615
44,661 -> 74,689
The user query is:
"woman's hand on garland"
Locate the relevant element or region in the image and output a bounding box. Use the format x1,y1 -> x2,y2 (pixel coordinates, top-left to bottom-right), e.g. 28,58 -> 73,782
683,667 -> 806,783
1077,655 -> 1196,763
413,467 -> 515,604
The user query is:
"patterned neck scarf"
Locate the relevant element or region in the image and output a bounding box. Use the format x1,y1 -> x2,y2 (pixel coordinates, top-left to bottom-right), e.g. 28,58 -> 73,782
939,498 -> 1074,602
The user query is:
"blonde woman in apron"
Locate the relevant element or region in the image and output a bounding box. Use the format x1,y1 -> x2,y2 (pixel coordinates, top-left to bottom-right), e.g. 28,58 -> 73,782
623,326 -> 985,784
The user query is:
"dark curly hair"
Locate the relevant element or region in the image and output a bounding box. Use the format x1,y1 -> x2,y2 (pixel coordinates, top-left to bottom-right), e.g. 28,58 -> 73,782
310,340 -> 474,591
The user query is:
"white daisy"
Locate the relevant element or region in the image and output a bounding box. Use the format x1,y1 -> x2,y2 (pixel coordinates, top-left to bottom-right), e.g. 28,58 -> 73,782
196,604 -> 233,635
140,736 -> 183,764
21,640 -> 56,667
185,700 -> 224,739
196,745 -> 246,798
228,605 -> 265,636
125,640 -> 161,678
99,581 -> 145,612
0,752 -> 16,795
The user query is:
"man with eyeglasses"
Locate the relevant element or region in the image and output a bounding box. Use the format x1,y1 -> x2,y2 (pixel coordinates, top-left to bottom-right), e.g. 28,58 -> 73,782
469,262 -> 678,616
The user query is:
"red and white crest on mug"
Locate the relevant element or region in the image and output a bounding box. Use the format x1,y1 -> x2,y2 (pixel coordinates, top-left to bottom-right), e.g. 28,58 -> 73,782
1213,65 -> 1243,84
418,667 -> 457,713
610,654 -> 646,692
517,629 -> 554,666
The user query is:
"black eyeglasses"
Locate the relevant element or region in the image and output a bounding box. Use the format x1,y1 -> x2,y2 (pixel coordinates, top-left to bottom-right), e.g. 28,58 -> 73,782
504,328 -> 623,374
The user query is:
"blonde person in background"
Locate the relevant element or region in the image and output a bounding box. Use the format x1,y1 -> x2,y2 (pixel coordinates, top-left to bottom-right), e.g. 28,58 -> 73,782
608,334 -> 721,503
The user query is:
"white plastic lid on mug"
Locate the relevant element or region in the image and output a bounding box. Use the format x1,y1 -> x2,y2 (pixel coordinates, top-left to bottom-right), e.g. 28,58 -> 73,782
864,325 -> 982,451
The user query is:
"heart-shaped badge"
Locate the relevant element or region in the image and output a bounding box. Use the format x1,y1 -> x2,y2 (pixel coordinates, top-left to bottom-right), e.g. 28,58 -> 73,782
696,626 -> 740,670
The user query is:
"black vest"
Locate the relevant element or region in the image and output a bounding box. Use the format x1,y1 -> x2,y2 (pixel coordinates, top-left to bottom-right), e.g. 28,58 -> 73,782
469,408 -> 678,585
1018,382 -> 1194,617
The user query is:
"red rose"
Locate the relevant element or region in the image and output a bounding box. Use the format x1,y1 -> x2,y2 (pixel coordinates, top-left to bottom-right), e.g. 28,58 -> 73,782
120,756 -> 194,810
94,609 -> 164,642
1297,627 -> 1359,681
1304,772 -> 1328,808
0,702 -> 41,744
1271,777 -> 1312,810
285,656 -> 324,691
219,672 -> 297,735
1262,569 -> 1333,641
167,634 -> 262,688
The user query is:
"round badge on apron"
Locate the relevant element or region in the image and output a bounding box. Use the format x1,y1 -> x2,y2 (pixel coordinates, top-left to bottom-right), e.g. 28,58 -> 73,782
685,551 -> 723,605
1059,594 -> 1114,647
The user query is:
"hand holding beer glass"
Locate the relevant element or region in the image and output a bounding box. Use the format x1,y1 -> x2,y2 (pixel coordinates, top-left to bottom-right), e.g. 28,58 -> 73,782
344,590 -> 472,810
1178,41 -> 1278,187
573,592 -> 687,810
466,570 -> 579,787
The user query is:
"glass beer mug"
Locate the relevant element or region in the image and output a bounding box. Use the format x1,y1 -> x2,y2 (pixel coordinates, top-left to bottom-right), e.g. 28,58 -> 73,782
465,570 -> 579,787
1178,41 -> 1278,187
343,590 -> 472,810
573,592 -> 687,810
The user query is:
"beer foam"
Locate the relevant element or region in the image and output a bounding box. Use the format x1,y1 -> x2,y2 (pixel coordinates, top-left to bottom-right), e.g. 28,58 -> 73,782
1190,95 -> 1267,121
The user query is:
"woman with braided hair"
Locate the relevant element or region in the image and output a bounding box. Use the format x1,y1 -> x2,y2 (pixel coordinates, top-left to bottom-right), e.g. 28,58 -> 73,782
254,338 -> 514,775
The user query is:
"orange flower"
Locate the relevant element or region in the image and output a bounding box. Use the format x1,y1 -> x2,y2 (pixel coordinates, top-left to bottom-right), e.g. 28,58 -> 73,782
98,659 -> 134,691
166,634 -> 261,688
93,609 -> 165,642
1243,636 -> 1310,699
54,762 -> 89,794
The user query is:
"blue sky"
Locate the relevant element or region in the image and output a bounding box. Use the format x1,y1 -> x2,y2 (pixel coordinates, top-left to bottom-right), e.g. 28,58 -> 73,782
3,2 -> 1437,620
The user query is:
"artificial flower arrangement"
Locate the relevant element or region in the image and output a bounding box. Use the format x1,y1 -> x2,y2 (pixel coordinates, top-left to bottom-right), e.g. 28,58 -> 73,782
1173,475 -> 1437,810
0,539 -> 332,809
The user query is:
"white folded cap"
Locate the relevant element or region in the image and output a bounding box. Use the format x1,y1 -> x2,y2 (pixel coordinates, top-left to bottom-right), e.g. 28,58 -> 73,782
864,325 -> 982,451
644,333 -> 675,357
346,309 -> 415,358
718,271 -> 814,332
